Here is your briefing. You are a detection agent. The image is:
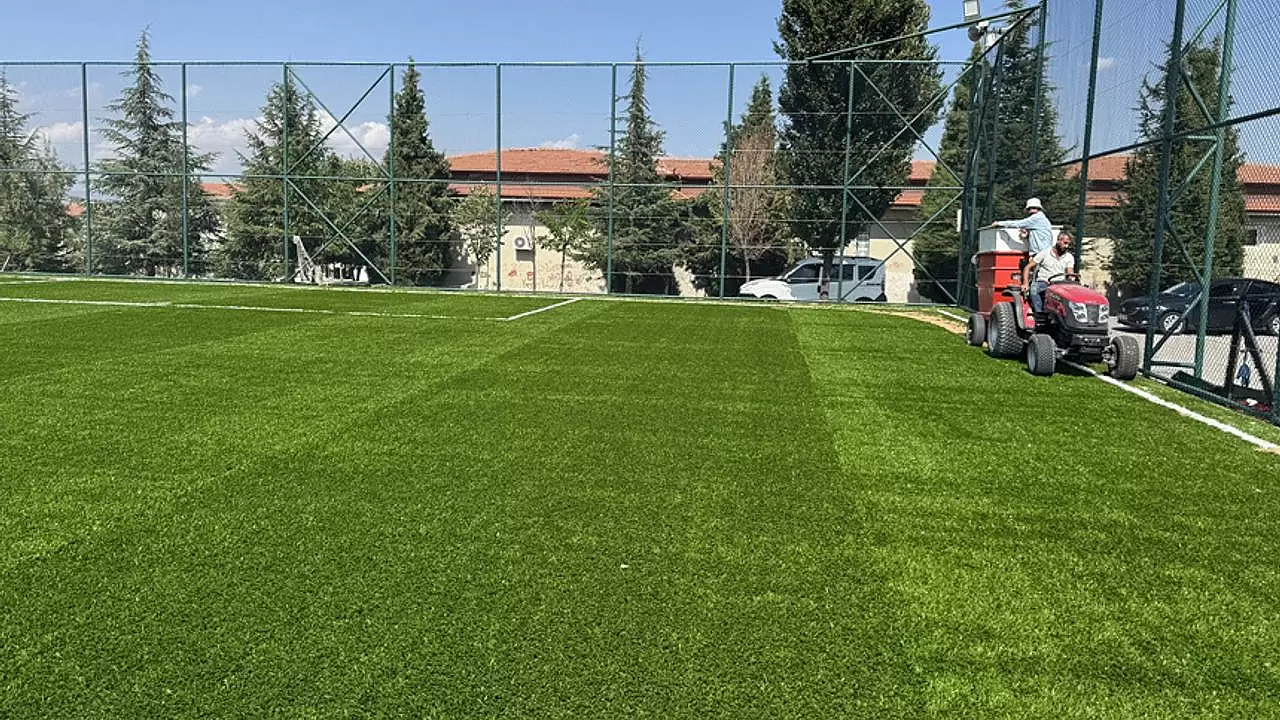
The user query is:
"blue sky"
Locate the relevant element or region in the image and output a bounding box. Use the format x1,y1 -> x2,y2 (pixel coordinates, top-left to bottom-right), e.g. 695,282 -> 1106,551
3,0 -> 1275,176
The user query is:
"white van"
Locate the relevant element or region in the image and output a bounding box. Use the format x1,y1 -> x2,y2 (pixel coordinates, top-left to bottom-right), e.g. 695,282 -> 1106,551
739,256 -> 887,302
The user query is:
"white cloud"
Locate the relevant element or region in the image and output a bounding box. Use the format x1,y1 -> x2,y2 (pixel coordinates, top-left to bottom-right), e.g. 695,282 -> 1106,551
34,121 -> 85,144
539,133 -> 581,150
186,84 -> 203,98
1096,57 -> 1116,71
319,116 -> 390,160
187,116 -> 261,174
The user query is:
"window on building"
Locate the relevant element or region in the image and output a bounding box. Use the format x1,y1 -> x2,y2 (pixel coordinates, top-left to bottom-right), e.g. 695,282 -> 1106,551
1245,228 -> 1259,246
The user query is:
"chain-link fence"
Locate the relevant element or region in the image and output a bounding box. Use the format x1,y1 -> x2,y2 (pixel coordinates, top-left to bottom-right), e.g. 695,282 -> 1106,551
0,14 -> 1031,306
2,1 -> 1277,422
1033,0 -> 1280,425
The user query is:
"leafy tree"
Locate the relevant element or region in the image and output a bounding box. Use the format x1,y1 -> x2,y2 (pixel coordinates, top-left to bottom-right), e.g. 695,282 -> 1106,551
1107,38 -> 1245,296
95,30 -> 219,276
220,74 -> 346,280
0,73 -> 76,272
582,45 -> 689,295
684,75 -> 793,296
534,197 -> 592,292
452,185 -> 509,290
380,61 -> 456,286
776,0 -> 941,297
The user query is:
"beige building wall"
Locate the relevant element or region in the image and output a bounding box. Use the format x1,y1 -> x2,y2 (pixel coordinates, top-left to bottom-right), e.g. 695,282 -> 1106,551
463,206 -> 606,294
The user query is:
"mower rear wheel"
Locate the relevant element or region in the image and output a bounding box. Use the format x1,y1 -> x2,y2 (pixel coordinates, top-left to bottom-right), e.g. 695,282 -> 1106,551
966,313 -> 986,346
1026,334 -> 1057,376
988,303 -> 1023,358
1106,335 -> 1140,381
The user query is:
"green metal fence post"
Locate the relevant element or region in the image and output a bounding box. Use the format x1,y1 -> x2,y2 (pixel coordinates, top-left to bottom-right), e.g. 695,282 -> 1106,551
837,61 -> 857,304
1194,0 -> 1238,378
181,63 -> 190,277
80,63 -> 92,274
388,63 -> 397,285
1028,1 -> 1047,196
494,63 -> 503,293
717,64 -> 735,299
1073,0 -> 1106,267
981,41 -> 1006,223
958,55 -> 987,310
1144,0 -> 1188,375
282,64 -> 291,282
606,64 -> 617,295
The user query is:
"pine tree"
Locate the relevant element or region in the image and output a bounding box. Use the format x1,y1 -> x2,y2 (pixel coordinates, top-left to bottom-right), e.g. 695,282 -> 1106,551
683,75 -> 792,296
0,73 -> 76,272
912,3 -> 1077,303
381,61 -> 456,285
96,30 -> 218,276
220,75 -> 345,280
776,0 -> 941,295
975,0 -> 1076,226
583,46 -> 689,295
1107,38 -> 1246,296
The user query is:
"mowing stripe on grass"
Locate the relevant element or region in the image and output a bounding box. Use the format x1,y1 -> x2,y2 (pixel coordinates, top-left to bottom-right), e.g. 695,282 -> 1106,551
935,308 -> 1278,452
502,296 -> 582,321
0,295 -> 507,321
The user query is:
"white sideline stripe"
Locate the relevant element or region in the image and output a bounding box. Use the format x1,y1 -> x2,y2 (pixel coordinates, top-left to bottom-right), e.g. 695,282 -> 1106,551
1061,359 -> 1278,452
931,308 -> 1275,451
0,296 -> 504,321
0,297 -> 171,308
503,297 -> 582,321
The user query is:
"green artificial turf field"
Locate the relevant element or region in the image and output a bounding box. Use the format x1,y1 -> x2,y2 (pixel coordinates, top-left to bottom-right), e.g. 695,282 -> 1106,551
2,278 -> 1277,718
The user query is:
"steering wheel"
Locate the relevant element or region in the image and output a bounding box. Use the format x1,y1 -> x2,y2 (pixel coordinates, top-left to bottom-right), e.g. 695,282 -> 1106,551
1045,272 -> 1080,285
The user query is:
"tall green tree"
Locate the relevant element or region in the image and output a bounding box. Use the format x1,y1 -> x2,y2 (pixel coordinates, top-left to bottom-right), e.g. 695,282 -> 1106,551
583,45 -> 689,295
1107,38 -> 1245,296
776,0 -> 941,297
0,73 -> 76,272
912,3 -> 1077,303
96,30 -> 219,277
974,1 -> 1076,226
220,75 -> 346,280
684,75 -> 793,296
380,61 -> 456,286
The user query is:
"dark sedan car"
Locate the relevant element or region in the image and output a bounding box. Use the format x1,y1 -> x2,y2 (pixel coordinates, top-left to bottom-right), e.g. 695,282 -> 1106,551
1118,277 -> 1280,335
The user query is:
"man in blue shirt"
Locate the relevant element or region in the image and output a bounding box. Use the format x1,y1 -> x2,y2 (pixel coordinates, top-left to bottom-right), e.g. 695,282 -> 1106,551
990,197 -> 1054,255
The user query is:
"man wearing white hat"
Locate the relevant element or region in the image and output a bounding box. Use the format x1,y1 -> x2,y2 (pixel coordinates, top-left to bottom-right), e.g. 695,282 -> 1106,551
989,198 -> 1054,255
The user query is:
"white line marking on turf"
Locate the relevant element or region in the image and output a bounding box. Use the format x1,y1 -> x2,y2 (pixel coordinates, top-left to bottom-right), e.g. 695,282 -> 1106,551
502,297 -> 582,321
0,296 -> 172,308
1060,359 -> 1278,452
920,310 -> 1274,451
0,296 -> 505,321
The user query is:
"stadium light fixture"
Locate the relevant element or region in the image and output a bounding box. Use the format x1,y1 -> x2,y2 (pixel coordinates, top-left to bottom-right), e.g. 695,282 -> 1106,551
963,0 -> 981,24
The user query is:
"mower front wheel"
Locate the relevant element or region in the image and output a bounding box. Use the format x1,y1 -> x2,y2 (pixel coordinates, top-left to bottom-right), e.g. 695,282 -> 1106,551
966,313 -> 987,347
1106,335 -> 1140,381
1026,334 -> 1057,376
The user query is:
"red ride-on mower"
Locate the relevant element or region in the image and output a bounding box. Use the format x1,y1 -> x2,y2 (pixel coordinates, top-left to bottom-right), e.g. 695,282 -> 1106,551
964,250 -> 1140,379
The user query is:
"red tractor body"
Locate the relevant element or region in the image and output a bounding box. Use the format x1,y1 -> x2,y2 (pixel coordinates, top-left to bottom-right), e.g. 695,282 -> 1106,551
965,249 -> 1138,379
